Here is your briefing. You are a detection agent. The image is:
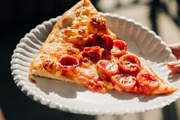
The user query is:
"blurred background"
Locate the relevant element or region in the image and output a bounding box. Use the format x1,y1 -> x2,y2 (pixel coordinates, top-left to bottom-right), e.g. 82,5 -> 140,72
0,0 -> 179,120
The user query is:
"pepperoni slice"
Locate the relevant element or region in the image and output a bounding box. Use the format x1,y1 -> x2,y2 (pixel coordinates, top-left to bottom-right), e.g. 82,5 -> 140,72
111,74 -> 136,92
78,73 -> 108,93
58,55 -> 79,70
118,54 -> 141,75
112,39 -> 127,57
81,46 -> 102,62
136,70 -> 160,95
96,60 -> 119,79
85,34 -> 113,51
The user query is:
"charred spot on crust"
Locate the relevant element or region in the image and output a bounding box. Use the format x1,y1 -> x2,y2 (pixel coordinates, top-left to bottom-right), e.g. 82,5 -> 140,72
41,60 -> 56,73
88,15 -> 108,34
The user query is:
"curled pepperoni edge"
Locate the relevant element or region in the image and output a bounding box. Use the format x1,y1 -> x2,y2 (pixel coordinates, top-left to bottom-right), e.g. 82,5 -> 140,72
117,54 -> 141,75
96,60 -> 119,79
81,46 -> 102,63
58,55 -> 80,71
85,34 -> 113,51
111,74 -> 136,92
136,71 -> 160,95
112,39 -> 127,57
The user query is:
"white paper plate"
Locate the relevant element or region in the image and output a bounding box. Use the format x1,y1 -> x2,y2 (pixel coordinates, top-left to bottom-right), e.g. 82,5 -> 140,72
11,13 -> 180,115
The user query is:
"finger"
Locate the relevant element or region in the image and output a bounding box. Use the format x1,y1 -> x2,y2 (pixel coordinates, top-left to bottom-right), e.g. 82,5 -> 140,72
168,43 -> 180,59
167,59 -> 180,73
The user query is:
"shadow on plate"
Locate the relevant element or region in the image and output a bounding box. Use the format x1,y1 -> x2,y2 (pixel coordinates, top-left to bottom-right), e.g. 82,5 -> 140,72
35,78 -> 87,98
35,77 -> 160,103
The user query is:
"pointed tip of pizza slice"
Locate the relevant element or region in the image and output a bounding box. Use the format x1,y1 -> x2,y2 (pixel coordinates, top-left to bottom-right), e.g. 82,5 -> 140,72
152,84 -> 179,95
111,65 -> 178,96
135,68 -> 179,96
151,73 -> 179,95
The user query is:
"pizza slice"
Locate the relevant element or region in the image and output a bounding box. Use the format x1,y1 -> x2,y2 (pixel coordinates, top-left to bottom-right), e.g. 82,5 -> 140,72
29,0 -> 178,96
